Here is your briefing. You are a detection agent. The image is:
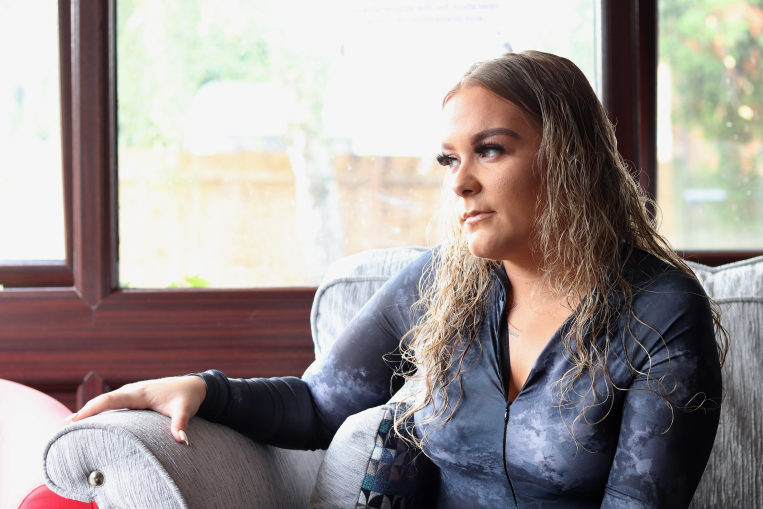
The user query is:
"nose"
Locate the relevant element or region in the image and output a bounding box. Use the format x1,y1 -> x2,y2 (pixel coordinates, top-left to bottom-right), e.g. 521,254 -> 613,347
450,158 -> 481,198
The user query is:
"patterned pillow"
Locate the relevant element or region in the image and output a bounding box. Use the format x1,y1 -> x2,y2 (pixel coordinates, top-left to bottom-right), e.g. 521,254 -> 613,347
310,403 -> 437,509
357,404 -> 436,508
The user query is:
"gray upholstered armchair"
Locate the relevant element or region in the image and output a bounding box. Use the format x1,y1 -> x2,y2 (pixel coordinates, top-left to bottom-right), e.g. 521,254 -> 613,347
43,248 -> 763,508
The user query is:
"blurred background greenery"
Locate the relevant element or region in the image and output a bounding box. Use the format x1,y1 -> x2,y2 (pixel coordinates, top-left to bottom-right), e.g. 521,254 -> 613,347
657,0 -> 762,249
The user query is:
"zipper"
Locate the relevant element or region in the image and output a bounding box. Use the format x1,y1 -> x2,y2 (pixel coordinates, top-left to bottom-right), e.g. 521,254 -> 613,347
503,399 -> 520,508
498,285 -> 520,508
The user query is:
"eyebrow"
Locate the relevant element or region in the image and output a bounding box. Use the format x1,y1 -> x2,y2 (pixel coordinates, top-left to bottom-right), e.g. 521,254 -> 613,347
441,127 -> 522,150
471,128 -> 522,145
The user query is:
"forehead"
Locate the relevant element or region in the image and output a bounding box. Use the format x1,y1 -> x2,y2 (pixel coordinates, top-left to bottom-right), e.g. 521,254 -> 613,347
441,86 -> 539,140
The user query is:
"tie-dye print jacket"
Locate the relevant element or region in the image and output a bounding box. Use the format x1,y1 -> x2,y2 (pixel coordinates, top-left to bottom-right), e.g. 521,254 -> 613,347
197,248 -> 721,508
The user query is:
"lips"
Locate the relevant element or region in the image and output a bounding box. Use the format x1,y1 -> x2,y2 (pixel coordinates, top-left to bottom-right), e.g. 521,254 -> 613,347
461,210 -> 494,225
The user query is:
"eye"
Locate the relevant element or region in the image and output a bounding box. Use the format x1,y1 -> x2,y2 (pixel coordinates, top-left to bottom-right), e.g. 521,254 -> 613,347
476,144 -> 504,159
436,153 -> 459,169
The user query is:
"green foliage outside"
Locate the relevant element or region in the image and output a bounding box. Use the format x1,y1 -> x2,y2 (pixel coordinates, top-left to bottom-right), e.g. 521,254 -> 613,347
120,275 -> 209,288
659,0 -> 762,247
167,274 -> 211,288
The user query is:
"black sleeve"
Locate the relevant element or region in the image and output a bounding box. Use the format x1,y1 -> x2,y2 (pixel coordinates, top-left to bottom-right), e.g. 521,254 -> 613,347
195,370 -> 331,449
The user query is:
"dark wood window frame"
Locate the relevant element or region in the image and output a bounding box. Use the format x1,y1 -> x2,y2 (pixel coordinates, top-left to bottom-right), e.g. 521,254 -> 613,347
0,0 -> 758,409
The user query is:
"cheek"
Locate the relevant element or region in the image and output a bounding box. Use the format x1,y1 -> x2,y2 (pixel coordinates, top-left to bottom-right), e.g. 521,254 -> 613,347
494,174 -> 532,204
494,175 -> 542,222
512,166 -> 542,202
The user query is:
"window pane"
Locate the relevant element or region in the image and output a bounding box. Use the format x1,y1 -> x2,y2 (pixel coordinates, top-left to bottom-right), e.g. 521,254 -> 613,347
117,0 -> 599,288
657,0 -> 763,250
0,1 -> 65,261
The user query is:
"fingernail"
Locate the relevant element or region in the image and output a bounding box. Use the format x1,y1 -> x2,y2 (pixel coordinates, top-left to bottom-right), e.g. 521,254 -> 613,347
65,412 -> 78,424
178,429 -> 189,446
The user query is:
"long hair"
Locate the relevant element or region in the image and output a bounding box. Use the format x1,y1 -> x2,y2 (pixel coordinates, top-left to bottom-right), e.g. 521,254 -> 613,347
395,50 -> 727,447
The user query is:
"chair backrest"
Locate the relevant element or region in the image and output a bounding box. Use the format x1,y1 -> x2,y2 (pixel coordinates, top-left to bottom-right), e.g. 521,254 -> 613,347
310,246 -> 427,358
687,256 -> 763,509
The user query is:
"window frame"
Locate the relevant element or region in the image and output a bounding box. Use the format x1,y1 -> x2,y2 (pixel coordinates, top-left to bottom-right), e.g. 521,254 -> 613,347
0,0 -> 315,409
0,0 -> 757,409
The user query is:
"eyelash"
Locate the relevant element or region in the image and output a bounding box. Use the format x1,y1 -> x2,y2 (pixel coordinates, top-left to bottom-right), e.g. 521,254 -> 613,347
436,153 -> 457,168
477,143 -> 505,158
436,144 -> 505,168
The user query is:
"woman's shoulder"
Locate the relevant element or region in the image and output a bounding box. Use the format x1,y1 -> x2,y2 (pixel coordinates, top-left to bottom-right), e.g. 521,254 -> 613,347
361,247 -> 435,312
623,248 -> 707,298
624,250 -> 714,338
614,249 -> 722,401
385,247 -> 436,288
620,248 -> 715,340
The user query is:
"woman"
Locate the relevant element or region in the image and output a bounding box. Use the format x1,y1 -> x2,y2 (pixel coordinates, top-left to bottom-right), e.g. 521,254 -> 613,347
71,51 -> 725,508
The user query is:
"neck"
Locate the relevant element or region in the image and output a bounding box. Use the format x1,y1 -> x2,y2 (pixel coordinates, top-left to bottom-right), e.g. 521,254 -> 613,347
502,260 -> 587,312
501,258 -> 584,313
501,258 -> 546,307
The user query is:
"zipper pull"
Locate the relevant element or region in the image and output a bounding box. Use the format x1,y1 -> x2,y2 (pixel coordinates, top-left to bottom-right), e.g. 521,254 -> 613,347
504,400 -> 510,424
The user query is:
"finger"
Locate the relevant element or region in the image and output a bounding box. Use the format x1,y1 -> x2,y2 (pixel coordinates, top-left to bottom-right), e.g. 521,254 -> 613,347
70,394 -> 114,421
71,389 -> 143,421
170,408 -> 192,445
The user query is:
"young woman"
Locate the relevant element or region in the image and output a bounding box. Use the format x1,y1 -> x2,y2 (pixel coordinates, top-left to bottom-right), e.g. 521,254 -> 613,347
71,51 -> 725,508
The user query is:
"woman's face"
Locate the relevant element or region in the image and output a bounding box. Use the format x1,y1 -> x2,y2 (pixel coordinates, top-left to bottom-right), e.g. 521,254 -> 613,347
439,85 -> 543,264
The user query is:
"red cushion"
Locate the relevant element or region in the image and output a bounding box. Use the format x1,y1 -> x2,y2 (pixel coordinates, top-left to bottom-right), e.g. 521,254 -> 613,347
18,485 -> 97,509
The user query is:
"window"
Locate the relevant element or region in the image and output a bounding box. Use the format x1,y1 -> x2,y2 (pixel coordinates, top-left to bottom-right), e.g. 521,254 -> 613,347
0,0 -> 756,410
657,0 -> 762,252
116,0 -> 600,288
0,0 -> 71,288
0,1 -> 65,262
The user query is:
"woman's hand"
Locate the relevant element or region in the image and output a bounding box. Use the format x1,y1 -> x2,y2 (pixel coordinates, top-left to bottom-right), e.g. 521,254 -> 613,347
67,375 -> 207,445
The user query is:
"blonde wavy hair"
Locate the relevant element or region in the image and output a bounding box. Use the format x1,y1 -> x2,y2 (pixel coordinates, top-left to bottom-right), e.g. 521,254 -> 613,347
394,50 -> 727,447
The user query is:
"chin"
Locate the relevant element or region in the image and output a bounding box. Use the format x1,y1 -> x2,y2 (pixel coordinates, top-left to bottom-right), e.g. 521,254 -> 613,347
465,238 -> 503,261
464,230 -> 525,262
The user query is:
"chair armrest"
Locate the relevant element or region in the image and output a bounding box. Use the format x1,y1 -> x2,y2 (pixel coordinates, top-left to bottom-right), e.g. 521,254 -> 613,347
44,410 -> 325,509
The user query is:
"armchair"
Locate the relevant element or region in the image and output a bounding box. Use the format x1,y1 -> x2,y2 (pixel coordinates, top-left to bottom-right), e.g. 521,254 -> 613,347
43,247 -> 426,509
43,248 -> 763,508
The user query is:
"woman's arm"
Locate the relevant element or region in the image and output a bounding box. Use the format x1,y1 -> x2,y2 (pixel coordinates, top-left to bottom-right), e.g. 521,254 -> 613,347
70,251 -> 432,449
602,280 -> 722,508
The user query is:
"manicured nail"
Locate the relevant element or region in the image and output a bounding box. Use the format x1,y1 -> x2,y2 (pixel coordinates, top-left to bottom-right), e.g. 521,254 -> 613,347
65,412 -> 78,423
178,430 -> 189,446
